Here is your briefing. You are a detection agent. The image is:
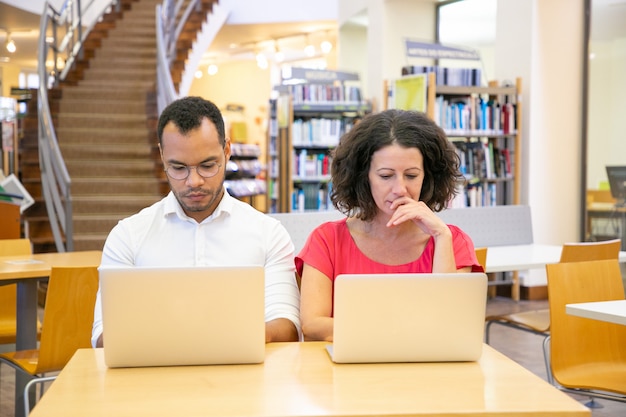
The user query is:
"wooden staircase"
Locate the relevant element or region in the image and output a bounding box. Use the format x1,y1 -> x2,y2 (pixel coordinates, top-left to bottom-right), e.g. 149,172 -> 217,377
19,0 -> 216,252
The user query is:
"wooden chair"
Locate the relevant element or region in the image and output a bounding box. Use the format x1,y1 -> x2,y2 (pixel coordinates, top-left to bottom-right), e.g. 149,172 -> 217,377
474,247 -> 487,270
545,259 -> 626,403
0,265 -> 99,414
0,239 -> 42,345
0,201 -> 21,239
484,238 -> 622,344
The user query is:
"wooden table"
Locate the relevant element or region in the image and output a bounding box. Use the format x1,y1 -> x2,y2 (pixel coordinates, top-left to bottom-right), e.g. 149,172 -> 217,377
0,250 -> 102,417
566,299 -> 626,326
0,250 -> 102,349
485,244 -> 626,273
28,342 -> 590,417
485,244 -> 626,300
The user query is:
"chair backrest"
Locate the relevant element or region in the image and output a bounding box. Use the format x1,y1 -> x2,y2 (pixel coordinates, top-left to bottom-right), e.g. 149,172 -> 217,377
35,265 -> 100,374
559,238 -> 621,263
0,238 -> 32,256
474,247 -> 487,270
0,239 -> 33,344
546,259 -> 626,383
0,201 -> 21,239
267,210 -> 346,254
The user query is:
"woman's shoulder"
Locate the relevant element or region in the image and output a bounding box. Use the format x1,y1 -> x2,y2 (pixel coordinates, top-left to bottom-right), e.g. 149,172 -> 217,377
315,217 -> 348,232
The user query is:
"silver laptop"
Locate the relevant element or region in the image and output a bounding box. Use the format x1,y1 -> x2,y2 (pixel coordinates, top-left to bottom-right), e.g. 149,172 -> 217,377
328,272 -> 488,363
100,265 -> 265,368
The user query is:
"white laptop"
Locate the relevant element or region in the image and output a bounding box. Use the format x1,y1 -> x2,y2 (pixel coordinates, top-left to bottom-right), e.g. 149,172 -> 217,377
99,265 -> 265,368
328,272 -> 488,363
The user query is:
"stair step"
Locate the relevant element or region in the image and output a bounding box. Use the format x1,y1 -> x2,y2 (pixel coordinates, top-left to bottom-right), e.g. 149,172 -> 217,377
66,159 -> 158,176
59,99 -> 149,114
59,87 -> 151,101
73,214 -> 130,235
72,238 -> 107,252
59,143 -> 154,159
70,177 -> 163,195
55,126 -> 152,143
71,195 -> 163,215
102,27 -> 156,38
94,48 -> 157,59
57,113 -> 148,129
87,57 -> 156,70
81,68 -> 157,82
56,126 -> 153,143
76,78 -> 155,89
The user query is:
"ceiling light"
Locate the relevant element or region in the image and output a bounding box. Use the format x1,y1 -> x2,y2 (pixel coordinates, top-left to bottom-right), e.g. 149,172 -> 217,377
320,40 -> 333,54
207,64 -> 218,75
256,52 -> 268,69
304,44 -> 315,57
6,35 -> 16,53
304,34 -> 315,57
194,70 -> 203,79
273,40 -> 284,63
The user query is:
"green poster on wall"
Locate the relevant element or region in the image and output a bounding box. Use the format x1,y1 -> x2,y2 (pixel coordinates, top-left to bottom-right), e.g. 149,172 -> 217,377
391,74 -> 427,112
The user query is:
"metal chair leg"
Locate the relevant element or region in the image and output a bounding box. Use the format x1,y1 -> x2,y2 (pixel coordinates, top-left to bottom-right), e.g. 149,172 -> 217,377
24,376 -> 57,415
542,335 -> 553,385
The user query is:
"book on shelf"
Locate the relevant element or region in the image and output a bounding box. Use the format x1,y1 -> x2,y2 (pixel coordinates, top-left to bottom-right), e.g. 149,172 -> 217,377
402,65 -> 482,87
292,183 -> 332,212
434,93 -> 517,135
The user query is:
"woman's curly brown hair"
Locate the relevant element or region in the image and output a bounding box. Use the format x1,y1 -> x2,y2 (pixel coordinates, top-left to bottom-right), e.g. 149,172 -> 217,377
330,109 -> 463,221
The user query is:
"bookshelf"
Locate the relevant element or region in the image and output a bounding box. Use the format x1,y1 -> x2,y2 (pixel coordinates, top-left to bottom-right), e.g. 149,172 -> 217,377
267,69 -> 371,213
386,72 -> 522,207
225,143 -> 266,206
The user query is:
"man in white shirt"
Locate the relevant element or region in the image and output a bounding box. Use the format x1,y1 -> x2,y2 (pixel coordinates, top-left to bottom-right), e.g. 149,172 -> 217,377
91,96 -> 300,347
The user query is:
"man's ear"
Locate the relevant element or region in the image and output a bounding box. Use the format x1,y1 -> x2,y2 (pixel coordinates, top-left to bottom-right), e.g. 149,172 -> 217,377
224,138 -> 232,161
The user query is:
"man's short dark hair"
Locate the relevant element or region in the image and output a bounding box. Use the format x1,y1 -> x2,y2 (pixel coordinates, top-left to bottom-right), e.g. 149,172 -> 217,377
157,96 -> 226,147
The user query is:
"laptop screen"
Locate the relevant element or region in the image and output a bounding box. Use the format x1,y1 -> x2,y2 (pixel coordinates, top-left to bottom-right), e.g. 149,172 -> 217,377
330,272 -> 488,363
100,265 -> 265,368
606,165 -> 626,206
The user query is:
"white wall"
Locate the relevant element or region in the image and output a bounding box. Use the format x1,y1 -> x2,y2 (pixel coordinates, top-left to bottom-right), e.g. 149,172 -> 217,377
363,0 -> 437,110
495,0 -> 584,287
222,0 -> 337,23
337,24 -> 368,96
189,60 -> 272,148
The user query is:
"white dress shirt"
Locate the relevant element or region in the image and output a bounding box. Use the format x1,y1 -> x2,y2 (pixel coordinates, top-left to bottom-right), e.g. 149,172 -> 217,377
91,190 -> 300,347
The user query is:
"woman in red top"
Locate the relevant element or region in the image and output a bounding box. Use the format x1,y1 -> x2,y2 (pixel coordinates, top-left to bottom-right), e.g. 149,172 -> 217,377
296,109 -> 483,342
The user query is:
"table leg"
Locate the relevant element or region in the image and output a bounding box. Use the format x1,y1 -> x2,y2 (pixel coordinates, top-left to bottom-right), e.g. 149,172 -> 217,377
15,280 -> 38,417
512,271 -> 520,301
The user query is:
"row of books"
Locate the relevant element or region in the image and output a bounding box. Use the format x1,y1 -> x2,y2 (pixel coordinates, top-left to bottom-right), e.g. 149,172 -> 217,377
293,149 -> 332,179
292,118 -> 348,147
454,140 -> 513,180
434,95 -> 516,135
225,159 -> 262,179
266,180 -> 332,212
230,143 -> 262,157
287,84 -> 363,105
402,65 -> 482,87
292,183 -> 332,212
448,182 -> 501,208
225,179 -> 266,198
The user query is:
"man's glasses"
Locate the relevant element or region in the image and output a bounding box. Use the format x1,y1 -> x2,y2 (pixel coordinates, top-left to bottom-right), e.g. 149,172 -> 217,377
164,162 -> 222,180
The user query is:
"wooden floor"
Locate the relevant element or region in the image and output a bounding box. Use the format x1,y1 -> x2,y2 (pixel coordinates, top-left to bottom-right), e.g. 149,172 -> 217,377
1,297 -> 625,416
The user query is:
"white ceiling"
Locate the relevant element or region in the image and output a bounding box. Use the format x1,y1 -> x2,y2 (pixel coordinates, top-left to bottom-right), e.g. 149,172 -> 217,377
0,0 -> 625,69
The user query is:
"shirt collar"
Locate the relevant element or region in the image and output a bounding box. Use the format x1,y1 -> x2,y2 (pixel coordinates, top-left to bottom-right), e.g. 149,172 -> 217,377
163,187 -> 235,223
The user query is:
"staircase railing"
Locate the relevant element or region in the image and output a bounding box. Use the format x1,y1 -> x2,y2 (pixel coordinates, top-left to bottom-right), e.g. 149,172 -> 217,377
156,0 -> 180,113
157,0 -> 212,113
